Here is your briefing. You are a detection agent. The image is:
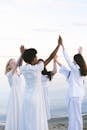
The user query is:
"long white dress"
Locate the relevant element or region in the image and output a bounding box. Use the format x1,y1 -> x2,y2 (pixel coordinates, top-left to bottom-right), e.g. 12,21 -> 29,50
41,75 -> 51,120
5,71 -> 25,130
19,61 -> 48,130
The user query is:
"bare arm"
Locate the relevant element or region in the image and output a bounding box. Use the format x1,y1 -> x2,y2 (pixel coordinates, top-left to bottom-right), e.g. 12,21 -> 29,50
51,56 -> 57,75
78,46 -> 83,54
18,45 -> 25,66
60,36 -> 76,70
12,45 -> 25,75
53,55 -> 62,67
44,36 -> 61,66
54,55 -> 70,78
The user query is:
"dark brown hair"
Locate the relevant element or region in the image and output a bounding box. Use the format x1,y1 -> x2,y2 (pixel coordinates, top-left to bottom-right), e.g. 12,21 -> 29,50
38,59 -> 52,80
74,53 -> 87,76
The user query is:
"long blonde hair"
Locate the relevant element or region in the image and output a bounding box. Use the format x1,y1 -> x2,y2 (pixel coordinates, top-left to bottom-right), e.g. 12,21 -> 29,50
5,59 -> 14,74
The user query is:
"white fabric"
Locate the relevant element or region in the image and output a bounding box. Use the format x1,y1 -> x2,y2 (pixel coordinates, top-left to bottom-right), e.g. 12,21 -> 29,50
19,61 -> 48,130
59,49 -> 85,130
68,98 -> 83,130
41,75 -> 51,120
5,71 -> 25,130
59,50 -> 85,100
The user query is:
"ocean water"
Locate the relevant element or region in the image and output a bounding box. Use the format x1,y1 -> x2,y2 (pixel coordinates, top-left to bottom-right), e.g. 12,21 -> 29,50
0,74 -> 87,122
48,75 -> 87,118
49,88 -> 87,118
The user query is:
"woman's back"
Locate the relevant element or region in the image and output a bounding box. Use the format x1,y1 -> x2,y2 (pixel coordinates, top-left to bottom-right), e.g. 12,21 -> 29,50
20,62 -> 44,90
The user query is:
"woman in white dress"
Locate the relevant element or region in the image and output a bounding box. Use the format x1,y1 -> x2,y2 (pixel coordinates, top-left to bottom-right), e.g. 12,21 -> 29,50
5,46 -> 25,130
55,36 -> 87,130
19,36 -> 61,130
39,57 -> 57,120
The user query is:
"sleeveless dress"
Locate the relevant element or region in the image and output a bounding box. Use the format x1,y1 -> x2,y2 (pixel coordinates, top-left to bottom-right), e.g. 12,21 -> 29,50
5,71 -> 25,130
19,61 -> 48,130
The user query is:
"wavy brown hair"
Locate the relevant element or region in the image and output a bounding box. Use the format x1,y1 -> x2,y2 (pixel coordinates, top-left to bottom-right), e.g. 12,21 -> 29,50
74,53 -> 87,76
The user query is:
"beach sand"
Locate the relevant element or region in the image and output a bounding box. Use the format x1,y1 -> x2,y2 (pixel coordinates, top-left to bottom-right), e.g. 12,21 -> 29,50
0,115 -> 87,130
0,123 -> 4,130
48,115 -> 87,130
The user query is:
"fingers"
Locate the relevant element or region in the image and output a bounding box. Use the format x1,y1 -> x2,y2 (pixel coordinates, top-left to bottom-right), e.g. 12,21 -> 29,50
58,35 -> 63,45
20,45 -> 25,54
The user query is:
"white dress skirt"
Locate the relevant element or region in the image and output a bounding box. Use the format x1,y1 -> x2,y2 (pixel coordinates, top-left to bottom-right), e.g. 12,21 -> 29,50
5,71 -> 25,130
41,75 -> 51,120
19,62 -> 48,130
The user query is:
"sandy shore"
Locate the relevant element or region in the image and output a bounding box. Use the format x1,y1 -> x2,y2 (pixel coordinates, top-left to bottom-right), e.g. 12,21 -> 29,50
0,115 -> 87,130
48,115 -> 87,130
0,122 -> 5,130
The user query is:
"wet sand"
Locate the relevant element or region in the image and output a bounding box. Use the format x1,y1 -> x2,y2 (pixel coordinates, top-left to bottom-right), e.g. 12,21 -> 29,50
0,115 -> 87,130
48,115 -> 87,130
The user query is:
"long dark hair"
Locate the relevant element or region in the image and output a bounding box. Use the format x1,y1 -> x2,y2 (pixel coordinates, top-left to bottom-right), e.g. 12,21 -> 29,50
38,59 -> 52,80
74,53 -> 87,76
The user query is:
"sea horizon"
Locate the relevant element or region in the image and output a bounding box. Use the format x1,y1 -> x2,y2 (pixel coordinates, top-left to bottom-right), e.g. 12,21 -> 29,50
0,97 -> 87,122
0,74 -> 87,122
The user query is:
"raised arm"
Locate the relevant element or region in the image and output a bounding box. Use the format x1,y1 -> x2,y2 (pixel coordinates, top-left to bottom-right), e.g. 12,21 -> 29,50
44,36 -> 61,66
78,46 -> 83,55
54,55 -> 62,67
51,56 -> 57,75
60,36 -> 76,70
18,45 -> 25,66
54,55 -> 70,79
12,45 -> 25,75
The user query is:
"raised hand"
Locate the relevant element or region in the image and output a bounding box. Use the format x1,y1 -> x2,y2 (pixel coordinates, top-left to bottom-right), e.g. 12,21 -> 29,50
78,46 -> 83,54
20,45 -> 25,54
58,35 -> 63,46
58,35 -> 65,50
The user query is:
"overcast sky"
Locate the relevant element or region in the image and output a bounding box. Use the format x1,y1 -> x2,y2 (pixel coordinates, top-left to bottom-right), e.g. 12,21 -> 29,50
0,0 -> 87,73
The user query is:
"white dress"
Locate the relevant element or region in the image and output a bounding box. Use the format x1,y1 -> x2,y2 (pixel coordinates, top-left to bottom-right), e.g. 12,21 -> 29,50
5,71 -> 25,130
41,75 -> 51,120
19,61 -> 48,130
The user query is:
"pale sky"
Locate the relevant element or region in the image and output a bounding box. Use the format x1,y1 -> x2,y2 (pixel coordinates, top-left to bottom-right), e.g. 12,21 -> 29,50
0,1 -> 87,113
0,0 -> 87,73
